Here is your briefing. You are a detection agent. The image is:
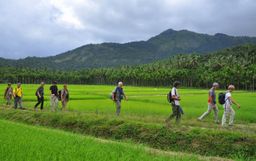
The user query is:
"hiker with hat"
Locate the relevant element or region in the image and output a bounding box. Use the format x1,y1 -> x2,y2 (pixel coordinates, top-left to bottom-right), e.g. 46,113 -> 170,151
221,85 -> 240,127
198,82 -> 220,123
112,81 -> 127,116
4,83 -> 13,106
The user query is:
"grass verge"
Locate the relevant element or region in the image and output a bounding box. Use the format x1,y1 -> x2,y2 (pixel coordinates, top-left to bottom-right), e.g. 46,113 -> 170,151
0,109 -> 255,160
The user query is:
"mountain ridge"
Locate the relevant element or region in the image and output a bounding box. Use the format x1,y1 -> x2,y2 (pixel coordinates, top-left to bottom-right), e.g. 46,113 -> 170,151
1,28 -> 256,69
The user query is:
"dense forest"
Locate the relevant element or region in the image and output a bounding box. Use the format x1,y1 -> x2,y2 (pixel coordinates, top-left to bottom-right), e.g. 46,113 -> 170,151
0,44 -> 255,90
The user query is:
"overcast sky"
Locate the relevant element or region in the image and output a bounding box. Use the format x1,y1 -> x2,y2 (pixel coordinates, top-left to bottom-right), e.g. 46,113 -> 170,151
0,0 -> 256,59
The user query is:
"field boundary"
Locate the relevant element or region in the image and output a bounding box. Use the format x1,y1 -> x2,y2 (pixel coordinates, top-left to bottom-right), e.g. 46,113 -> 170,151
0,108 -> 255,160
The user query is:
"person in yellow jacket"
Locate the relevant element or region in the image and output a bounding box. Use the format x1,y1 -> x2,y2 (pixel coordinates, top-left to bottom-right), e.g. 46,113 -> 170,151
13,83 -> 23,109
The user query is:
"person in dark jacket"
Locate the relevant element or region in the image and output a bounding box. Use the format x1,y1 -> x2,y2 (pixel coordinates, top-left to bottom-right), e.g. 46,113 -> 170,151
50,81 -> 58,112
34,82 -> 45,111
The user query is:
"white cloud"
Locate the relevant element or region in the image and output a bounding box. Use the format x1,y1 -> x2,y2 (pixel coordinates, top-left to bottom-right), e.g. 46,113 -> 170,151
0,0 -> 255,59
50,0 -> 85,29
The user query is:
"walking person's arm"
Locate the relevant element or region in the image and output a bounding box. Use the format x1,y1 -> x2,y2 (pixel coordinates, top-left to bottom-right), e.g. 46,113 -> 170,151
37,89 -> 41,98
230,97 -> 240,108
112,88 -> 117,101
123,93 -> 128,101
13,89 -> 16,97
21,88 -> 23,98
172,95 -> 180,100
121,89 -> 127,101
61,90 -> 64,102
171,89 -> 180,101
172,96 -> 180,101
209,92 -> 216,107
4,88 -> 7,99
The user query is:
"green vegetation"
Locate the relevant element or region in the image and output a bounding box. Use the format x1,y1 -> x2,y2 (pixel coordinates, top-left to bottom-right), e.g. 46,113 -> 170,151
0,29 -> 256,69
0,84 -> 255,124
0,119 -> 204,161
0,85 -> 255,160
0,110 -> 255,160
1,29 -> 256,161
1,45 -> 256,90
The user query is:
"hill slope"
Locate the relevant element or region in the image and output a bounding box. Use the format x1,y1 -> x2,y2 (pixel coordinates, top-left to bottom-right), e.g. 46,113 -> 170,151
1,29 -> 256,69
1,44 -> 255,90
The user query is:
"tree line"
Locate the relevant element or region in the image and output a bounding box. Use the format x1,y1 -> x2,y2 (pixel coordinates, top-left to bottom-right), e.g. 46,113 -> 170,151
0,45 -> 255,90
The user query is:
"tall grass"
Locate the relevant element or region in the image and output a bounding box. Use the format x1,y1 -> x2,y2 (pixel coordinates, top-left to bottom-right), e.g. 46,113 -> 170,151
0,119 -> 204,161
0,110 -> 255,160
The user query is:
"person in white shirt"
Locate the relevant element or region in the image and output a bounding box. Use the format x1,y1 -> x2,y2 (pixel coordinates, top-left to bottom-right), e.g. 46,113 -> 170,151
221,85 -> 241,127
166,81 -> 183,124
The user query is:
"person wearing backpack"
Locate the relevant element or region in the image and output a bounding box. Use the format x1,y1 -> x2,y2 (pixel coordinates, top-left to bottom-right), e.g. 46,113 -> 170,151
112,82 -> 127,116
50,81 -> 58,112
34,82 -> 45,111
61,84 -> 69,111
221,85 -> 240,127
165,81 -> 183,124
13,83 -> 23,109
4,83 -> 13,106
198,82 -> 219,123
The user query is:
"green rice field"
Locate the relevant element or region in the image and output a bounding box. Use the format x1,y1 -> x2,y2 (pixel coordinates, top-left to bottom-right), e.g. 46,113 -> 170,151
1,119 -> 209,161
0,84 -> 255,123
0,84 -> 255,161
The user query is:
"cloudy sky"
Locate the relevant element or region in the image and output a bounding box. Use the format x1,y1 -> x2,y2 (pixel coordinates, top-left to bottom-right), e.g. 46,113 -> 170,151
0,0 -> 256,59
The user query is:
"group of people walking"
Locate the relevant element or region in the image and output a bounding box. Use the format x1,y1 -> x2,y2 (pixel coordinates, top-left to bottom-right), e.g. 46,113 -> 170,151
165,81 -> 241,127
197,83 -> 240,127
4,83 -> 23,109
4,81 -> 69,111
3,81 -> 241,127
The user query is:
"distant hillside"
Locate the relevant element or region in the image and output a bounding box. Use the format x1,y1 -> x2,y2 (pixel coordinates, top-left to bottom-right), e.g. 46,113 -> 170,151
1,44 -> 255,90
1,29 -> 256,70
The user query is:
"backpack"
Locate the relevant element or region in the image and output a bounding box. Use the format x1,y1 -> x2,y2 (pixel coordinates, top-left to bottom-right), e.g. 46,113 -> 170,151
35,88 -> 40,96
167,91 -> 173,103
167,88 -> 177,103
5,87 -> 12,96
218,92 -> 226,105
110,92 -> 116,101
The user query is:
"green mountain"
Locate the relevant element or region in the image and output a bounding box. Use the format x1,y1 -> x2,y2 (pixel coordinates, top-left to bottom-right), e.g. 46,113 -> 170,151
1,29 -> 256,70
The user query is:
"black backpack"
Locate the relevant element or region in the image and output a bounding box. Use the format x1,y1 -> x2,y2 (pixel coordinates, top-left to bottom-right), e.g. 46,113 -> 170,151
167,89 -> 176,103
35,88 -> 39,96
218,92 -> 226,105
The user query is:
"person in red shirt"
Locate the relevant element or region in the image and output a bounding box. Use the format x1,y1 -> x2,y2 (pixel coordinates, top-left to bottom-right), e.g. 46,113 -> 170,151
198,82 -> 219,123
